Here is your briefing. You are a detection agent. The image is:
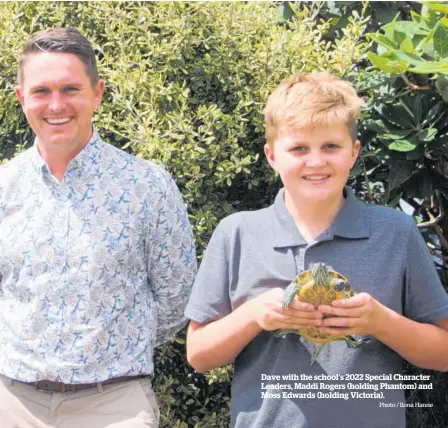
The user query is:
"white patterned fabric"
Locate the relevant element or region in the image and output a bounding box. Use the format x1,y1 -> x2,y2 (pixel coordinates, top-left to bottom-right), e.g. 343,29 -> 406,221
0,128 -> 196,383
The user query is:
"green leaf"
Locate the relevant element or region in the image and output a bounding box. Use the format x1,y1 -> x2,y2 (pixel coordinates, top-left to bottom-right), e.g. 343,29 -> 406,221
415,27 -> 435,53
400,37 -> 414,53
394,21 -> 430,36
406,145 -> 424,160
388,140 -> 417,151
424,2 -> 448,15
277,1 -> 294,24
433,21 -> 448,59
410,10 -> 424,25
386,191 -> 403,208
367,33 -> 397,49
381,14 -> 399,41
442,16 -> 448,27
393,50 -> 426,67
364,119 -> 387,133
387,160 -> 414,189
367,52 -> 407,74
408,60 -> 448,74
382,20 -> 429,41
416,127 -> 437,142
441,87 -> 448,102
381,129 -> 414,140
376,101 -> 417,129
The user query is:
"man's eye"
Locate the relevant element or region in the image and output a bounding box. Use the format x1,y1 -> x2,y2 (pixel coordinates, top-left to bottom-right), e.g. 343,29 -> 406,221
34,88 -> 48,94
64,87 -> 78,93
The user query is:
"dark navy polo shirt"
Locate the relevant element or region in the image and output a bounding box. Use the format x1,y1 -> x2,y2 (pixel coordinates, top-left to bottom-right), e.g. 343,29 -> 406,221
186,187 -> 448,428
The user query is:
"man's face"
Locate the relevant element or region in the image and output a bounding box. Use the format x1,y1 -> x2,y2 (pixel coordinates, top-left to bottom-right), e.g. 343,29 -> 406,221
15,52 -> 104,154
264,122 -> 360,206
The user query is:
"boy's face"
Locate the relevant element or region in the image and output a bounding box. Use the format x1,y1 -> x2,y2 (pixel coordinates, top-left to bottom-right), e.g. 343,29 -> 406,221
264,122 -> 360,206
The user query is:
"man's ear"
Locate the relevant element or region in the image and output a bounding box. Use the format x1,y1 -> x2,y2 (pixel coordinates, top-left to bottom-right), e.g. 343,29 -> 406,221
15,86 -> 25,107
93,80 -> 105,109
264,143 -> 277,171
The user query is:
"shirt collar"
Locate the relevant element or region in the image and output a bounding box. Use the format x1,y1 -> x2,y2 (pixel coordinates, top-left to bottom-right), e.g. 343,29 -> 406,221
30,125 -> 102,178
271,186 -> 370,248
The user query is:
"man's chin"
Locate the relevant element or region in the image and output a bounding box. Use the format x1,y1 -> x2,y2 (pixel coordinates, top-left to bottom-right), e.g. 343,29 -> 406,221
37,135 -> 71,148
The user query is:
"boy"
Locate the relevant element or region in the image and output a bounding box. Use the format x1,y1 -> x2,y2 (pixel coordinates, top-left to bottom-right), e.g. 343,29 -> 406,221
185,73 -> 448,428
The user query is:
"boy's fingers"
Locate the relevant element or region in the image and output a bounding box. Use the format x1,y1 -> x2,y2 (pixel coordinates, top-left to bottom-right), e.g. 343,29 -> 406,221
321,316 -> 358,328
331,292 -> 371,308
280,318 -> 322,327
318,305 -> 364,318
284,307 -> 322,318
288,300 -> 316,311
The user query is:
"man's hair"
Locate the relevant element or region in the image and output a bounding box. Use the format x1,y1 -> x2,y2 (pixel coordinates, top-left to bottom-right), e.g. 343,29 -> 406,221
18,27 -> 99,86
264,72 -> 364,146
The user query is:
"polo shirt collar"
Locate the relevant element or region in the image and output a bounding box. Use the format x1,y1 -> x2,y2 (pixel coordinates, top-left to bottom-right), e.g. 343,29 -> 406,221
272,186 -> 370,248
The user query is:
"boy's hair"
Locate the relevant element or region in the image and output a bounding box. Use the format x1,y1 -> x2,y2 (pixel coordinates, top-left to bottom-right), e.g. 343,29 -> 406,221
264,72 -> 364,146
18,27 -> 99,87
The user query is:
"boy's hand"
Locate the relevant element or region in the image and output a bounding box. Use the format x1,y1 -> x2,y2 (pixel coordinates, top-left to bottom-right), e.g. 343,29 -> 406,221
317,292 -> 386,337
252,288 -> 323,331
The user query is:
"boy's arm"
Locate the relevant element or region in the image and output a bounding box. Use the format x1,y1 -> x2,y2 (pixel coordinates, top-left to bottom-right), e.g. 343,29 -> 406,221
318,293 -> 448,371
187,288 -> 322,372
320,221 -> 448,371
375,307 -> 448,371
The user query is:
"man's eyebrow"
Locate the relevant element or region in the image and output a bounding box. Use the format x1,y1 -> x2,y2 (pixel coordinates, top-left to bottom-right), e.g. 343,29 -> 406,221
29,83 -> 83,91
29,85 -> 49,92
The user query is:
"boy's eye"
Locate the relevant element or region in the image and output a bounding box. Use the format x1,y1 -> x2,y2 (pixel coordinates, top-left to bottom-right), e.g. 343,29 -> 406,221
324,143 -> 340,149
33,88 -> 49,94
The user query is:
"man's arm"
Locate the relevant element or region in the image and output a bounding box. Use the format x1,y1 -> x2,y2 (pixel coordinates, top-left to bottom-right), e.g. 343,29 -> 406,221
187,288 -> 323,372
148,170 -> 197,346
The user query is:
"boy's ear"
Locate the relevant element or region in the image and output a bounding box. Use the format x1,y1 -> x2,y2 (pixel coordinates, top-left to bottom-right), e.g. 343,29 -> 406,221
264,144 -> 277,171
351,140 -> 361,168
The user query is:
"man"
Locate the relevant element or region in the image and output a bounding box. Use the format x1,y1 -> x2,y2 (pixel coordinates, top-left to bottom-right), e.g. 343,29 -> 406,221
0,27 -> 196,428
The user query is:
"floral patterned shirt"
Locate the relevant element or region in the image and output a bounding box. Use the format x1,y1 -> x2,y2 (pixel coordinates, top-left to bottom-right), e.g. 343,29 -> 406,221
0,128 -> 196,383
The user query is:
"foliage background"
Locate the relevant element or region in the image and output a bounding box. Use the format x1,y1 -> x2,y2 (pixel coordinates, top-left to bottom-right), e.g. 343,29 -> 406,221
0,1 -> 446,427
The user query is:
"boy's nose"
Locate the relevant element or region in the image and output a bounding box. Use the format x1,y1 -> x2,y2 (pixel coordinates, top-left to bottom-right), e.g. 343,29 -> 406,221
306,151 -> 326,167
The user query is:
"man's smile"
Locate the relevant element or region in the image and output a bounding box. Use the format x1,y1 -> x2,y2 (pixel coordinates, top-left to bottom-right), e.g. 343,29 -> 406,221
44,117 -> 71,125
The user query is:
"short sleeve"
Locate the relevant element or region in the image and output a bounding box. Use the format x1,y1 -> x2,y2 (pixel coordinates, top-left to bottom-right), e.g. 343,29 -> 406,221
403,223 -> 448,323
185,219 -> 234,324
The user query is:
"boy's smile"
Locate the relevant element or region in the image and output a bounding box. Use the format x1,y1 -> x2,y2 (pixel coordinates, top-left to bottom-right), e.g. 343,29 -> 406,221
264,122 -> 360,209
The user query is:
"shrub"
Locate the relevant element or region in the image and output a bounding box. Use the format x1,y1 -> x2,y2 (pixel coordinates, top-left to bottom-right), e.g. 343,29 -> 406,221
2,2 -> 446,427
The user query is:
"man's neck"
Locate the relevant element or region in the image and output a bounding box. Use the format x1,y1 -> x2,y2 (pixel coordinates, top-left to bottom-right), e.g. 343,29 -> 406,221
37,140 -> 88,182
284,190 -> 344,243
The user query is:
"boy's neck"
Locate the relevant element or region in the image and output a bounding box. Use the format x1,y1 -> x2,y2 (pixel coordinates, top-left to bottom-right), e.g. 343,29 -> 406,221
284,190 -> 345,243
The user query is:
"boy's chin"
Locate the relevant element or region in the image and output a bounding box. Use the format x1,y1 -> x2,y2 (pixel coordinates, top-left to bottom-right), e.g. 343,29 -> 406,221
289,188 -> 343,203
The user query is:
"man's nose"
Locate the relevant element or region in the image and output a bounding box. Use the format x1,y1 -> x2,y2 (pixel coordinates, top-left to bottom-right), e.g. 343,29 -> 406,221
48,92 -> 65,112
